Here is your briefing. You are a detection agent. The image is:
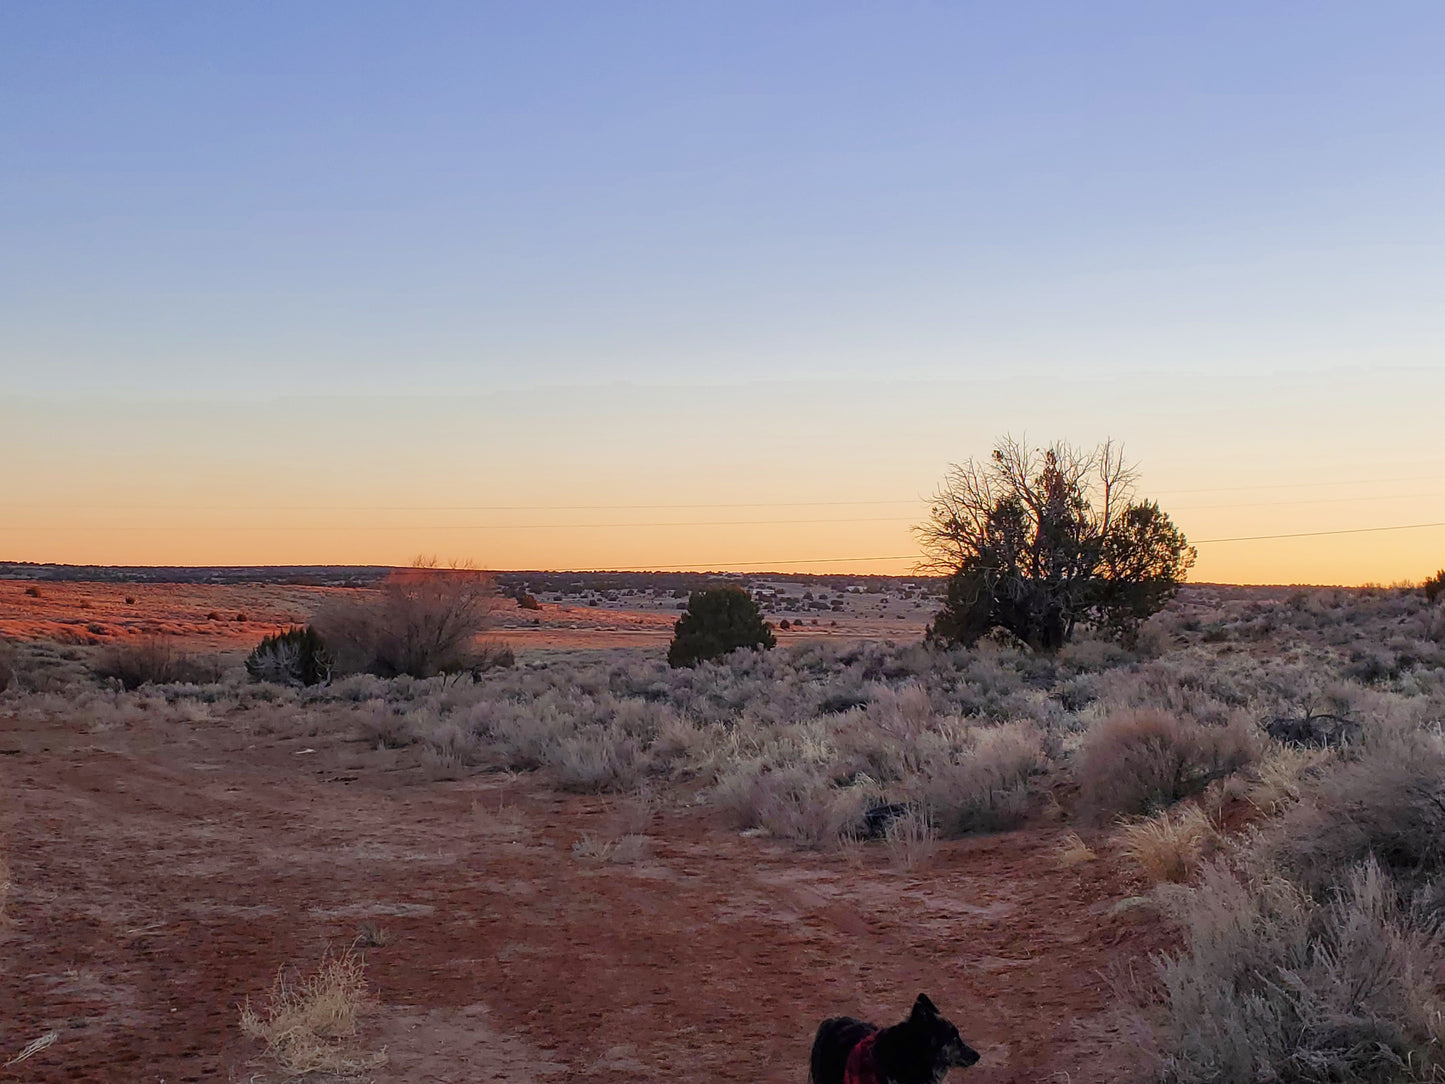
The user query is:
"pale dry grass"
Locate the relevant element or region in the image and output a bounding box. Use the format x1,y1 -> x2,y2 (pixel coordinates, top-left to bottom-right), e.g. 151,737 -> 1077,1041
1052,831 -> 1097,869
883,805 -> 937,871
239,949 -> 386,1077
1118,804 -> 1217,885
0,853 -> 10,927
1245,745 -> 1331,815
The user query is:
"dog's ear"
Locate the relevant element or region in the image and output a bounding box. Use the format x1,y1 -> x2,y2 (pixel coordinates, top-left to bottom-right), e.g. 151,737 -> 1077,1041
911,994 -> 939,1020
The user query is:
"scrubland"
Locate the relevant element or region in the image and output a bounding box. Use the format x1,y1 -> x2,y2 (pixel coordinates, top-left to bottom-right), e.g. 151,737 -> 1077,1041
3,581 -> 1445,1081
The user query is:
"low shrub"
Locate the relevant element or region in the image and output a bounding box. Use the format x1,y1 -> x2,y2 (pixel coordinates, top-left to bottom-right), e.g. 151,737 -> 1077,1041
95,636 -> 191,690
245,627 -> 332,687
1270,734 -> 1445,897
667,586 -> 775,668
0,640 -> 12,693
1075,710 -> 1254,821
917,722 -> 1045,836
1153,859 -> 1445,1083
314,566 -> 496,678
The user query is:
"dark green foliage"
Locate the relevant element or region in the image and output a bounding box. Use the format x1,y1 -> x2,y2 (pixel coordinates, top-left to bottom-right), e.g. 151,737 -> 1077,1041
1424,570 -> 1445,604
921,438 -> 1195,652
667,586 -> 776,668
245,626 -> 332,686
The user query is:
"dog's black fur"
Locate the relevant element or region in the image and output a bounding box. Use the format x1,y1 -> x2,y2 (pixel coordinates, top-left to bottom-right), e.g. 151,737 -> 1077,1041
809,994 -> 979,1084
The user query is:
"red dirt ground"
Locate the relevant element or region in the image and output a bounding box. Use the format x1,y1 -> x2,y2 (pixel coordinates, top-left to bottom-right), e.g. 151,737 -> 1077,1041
0,579 -> 925,653
0,700 -> 1171,1083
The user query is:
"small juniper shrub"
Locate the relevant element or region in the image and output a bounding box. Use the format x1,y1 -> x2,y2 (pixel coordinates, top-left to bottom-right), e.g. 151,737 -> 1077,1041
22,585 -> 41,598
667,586 -> 776,668
245,626 -> 332,687
1423,569 -> 1445,604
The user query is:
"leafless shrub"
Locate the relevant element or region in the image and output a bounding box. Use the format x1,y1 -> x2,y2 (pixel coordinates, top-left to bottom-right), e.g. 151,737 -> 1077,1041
239,949 -> 386,1076
1118,804 -> 1217,885
1153,858 -> 1445,1083
314,565 -> 496,678
94,636 -> 190,690
1076,709 -> 1254,822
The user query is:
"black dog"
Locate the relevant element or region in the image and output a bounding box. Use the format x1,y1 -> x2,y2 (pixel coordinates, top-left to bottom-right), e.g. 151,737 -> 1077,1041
810,994 -> 979,1084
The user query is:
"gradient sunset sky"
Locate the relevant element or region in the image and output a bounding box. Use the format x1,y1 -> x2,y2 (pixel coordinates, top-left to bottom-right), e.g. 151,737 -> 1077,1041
3,3 -> 1443,583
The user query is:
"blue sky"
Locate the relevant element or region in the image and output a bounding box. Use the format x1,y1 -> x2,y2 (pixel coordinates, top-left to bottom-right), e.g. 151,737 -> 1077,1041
3,3 -> 1444,577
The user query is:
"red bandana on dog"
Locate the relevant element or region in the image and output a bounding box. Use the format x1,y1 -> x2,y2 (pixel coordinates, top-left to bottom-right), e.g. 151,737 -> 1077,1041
843,1031 -> 880,1084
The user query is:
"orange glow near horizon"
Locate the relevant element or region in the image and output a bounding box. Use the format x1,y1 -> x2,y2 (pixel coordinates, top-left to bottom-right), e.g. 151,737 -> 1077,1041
4,377 -> 1443,585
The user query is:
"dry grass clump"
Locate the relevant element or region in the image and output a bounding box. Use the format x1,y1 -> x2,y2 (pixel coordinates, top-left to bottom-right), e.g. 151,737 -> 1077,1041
1053,831 -> 1097,868
314,565 -> 496,678
0,853 -> 10,927
1117,804 -> 1217,885
239,949 -> 386,1076
1075,709 -> 1254,822
1245,745 -> 1332,815
1153,859 -> 1445,1083
883,805 -> 937,870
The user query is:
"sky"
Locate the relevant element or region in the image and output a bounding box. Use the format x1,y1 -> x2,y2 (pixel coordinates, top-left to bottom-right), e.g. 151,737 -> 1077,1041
3,2 -> 1444,582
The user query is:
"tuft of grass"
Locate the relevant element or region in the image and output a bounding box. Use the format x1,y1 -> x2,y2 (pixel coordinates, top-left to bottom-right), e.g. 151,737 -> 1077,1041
1053,831 -> 1097,869
883,805 -> 937,871
0,853 -> 10,927
1118,804 -> 1217,885
239,949 -> 386,1077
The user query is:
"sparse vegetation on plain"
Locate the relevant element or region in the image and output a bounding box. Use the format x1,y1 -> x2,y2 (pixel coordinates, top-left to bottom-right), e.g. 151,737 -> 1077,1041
6,578 -> 1445,1080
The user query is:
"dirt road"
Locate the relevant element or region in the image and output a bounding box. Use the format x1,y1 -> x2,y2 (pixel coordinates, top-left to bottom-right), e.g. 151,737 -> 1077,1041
0,704 -> 1165,1083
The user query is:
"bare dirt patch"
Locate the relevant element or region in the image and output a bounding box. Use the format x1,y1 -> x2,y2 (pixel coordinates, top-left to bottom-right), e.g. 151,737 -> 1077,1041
0,699 -> 1166,1083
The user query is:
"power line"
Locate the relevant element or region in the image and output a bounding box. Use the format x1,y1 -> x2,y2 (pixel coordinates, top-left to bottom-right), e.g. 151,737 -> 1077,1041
1193,521 -> 1445,544
0,515 -> 913,531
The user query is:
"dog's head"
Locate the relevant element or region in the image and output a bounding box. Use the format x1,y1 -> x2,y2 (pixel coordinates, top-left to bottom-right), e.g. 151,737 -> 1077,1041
908,994 -> 980,1071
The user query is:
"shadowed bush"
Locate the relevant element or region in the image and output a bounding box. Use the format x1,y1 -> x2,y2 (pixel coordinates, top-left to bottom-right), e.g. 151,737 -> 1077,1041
667,586 -> 775,668
245,626 -> 332,687
1270,734 -> 1445,898
314,566 -> 496,678
1424,570 -> 1445,605
95,636 -> 192,690
1075,709 -> 1254,821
